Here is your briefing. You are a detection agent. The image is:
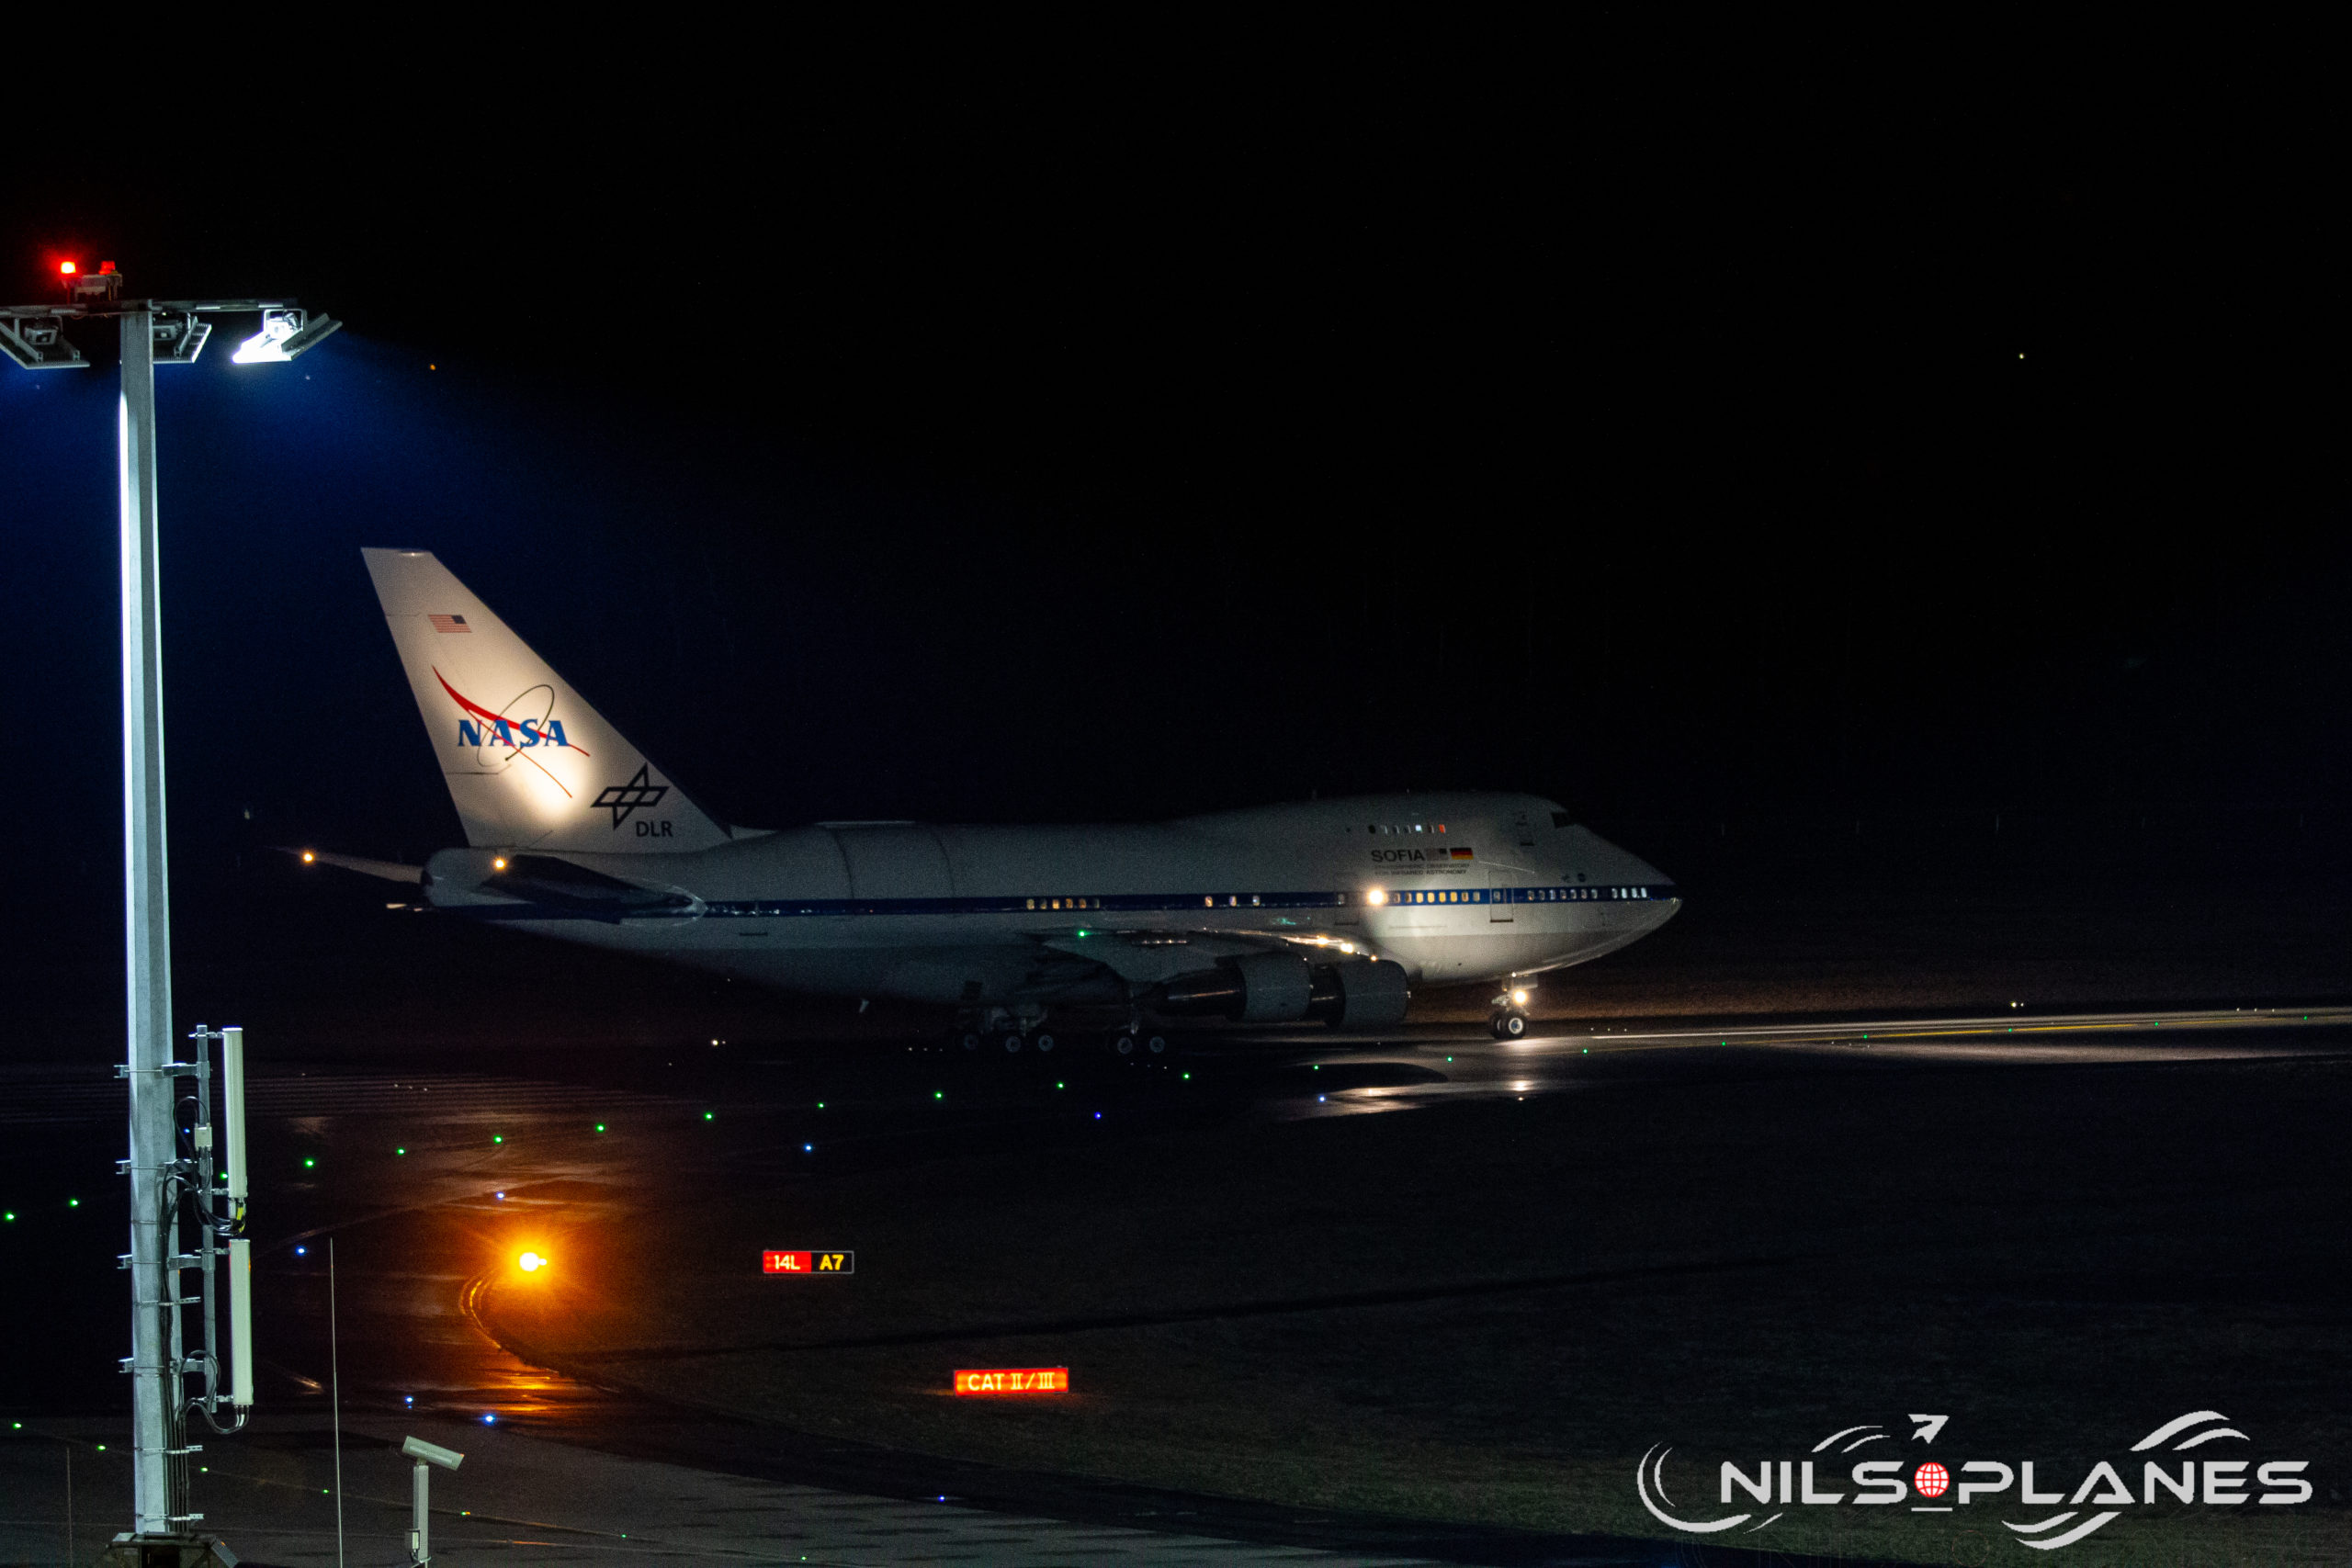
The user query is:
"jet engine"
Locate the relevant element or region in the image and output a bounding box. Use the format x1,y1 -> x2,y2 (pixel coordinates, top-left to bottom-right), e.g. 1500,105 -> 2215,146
1158,953 -> 1408,1027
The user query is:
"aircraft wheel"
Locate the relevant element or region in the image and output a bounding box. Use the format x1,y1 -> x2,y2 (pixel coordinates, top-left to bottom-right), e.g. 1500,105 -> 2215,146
1035,1032 -> 1057,1053
1112,1033 -> 1137,1055
1002,1033 -> 1024,1053
1490,1011 -> 1528,1040
961,1032 -> 982,1051
1146,1033 -> 1170,1054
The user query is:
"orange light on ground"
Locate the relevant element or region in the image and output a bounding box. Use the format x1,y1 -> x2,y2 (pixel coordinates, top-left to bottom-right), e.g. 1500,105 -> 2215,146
300,850 -> 316,863
517,1250 -> 548,1274
954,1367 -> 1068,1395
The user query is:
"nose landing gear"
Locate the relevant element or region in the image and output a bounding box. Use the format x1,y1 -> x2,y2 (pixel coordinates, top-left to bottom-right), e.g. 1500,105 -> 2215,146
1488,980 -> 1536,1040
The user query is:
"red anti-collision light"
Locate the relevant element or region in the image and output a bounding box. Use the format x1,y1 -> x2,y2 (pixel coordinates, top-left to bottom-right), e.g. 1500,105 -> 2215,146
59,261 -> 76,276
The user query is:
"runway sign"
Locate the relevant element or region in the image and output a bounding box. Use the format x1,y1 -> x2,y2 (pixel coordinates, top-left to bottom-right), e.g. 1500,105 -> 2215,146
763,1250 -> 854,1274
955,1367 -> 1069,1395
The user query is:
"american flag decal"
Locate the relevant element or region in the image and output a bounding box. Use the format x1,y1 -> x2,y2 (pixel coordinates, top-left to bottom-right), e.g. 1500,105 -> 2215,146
428,614 -> 470,634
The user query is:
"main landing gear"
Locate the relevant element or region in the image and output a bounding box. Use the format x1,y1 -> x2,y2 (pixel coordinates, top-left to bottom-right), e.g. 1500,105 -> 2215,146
950,1009 -> 1167,1056
961,1029 -> 1056,1052
1489,981 -> 1535,1041
952,1006 -> 1054,1053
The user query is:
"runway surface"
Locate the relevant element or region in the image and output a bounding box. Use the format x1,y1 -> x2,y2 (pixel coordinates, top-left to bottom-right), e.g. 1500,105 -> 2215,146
6,1002 -> 2349,1565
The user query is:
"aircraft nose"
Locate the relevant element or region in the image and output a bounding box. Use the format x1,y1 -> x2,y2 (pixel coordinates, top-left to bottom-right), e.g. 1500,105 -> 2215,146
1566,827 -> 1680,924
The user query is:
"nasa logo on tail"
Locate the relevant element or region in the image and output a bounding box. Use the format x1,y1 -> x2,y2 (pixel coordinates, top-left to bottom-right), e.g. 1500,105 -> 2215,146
436,669 -> 589,764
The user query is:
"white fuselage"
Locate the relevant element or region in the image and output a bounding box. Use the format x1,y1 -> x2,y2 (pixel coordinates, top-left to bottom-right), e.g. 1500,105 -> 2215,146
422,792 -> 1679,1009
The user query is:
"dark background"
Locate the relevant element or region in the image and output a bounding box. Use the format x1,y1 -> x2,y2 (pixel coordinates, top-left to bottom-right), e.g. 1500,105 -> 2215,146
2,61 -> 2341,1037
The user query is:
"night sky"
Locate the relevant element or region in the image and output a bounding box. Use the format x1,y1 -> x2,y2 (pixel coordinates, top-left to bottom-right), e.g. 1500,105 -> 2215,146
3,73 -> 2340,991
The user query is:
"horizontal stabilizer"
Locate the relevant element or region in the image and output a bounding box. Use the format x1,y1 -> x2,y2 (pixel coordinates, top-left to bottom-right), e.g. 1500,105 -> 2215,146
282,847 -> 424,884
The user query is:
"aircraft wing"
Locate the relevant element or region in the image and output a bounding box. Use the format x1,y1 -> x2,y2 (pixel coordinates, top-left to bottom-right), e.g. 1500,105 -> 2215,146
1037,928 -> 1369,987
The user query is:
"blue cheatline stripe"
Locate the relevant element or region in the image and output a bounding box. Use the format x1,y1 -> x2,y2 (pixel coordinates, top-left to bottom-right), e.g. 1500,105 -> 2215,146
443,884 -> 1680,924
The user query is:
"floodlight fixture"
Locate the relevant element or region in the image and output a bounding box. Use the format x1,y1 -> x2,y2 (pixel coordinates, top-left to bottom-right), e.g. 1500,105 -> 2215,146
150,310 -> 211,366
232,306 -> 341,363
0,312 -> 86,369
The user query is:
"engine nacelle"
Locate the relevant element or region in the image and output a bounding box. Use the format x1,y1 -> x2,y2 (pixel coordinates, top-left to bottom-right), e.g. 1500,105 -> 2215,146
1309,958 -> 1409,1027
1158,952 -> 1314,1021
1158,953 -> 1408,1026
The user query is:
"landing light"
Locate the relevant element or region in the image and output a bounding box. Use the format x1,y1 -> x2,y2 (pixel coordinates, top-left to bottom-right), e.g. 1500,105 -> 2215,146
517,1250 -> 547,1273
1511,988 -> 1530,1007
1364,887 -> 1387,907
492,857 -> 507,871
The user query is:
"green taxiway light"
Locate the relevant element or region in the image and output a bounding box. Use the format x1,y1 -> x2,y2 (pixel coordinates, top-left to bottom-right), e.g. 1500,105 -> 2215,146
933,1091 -> 944,1100
817,1101 -> 826,1109
595,1123 -> 606,1133
703,1111 -> 715,1121
493,1135 -> 503,1144
66,1199 -> 78,1208
396,1147 -> 406,1156
302,1159 -> 315,1169
3,1213 -> 14,1223
1056,1081 -> 1065,1089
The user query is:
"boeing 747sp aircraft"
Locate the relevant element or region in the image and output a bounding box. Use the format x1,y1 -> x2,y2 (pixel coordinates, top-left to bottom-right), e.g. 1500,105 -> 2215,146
326,549 -> 1680,1050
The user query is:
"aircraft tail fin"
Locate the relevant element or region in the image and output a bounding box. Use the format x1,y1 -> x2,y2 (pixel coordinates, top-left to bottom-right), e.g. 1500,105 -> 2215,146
362,548 -> 732,852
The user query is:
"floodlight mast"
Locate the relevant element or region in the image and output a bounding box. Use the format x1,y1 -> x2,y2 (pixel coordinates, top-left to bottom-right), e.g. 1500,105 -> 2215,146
2,267 -> 334,1563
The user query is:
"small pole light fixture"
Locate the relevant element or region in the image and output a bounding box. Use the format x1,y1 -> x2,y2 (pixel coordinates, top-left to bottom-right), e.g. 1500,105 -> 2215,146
401,1436 -> 464,1564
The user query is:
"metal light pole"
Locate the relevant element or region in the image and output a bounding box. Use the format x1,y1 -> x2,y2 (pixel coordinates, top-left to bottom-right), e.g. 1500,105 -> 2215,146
5,262 -> 336,1562
117,293 -> 178,1538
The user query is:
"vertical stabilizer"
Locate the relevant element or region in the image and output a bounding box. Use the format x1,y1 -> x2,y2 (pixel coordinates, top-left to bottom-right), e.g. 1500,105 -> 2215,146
362,548 -> 730,852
